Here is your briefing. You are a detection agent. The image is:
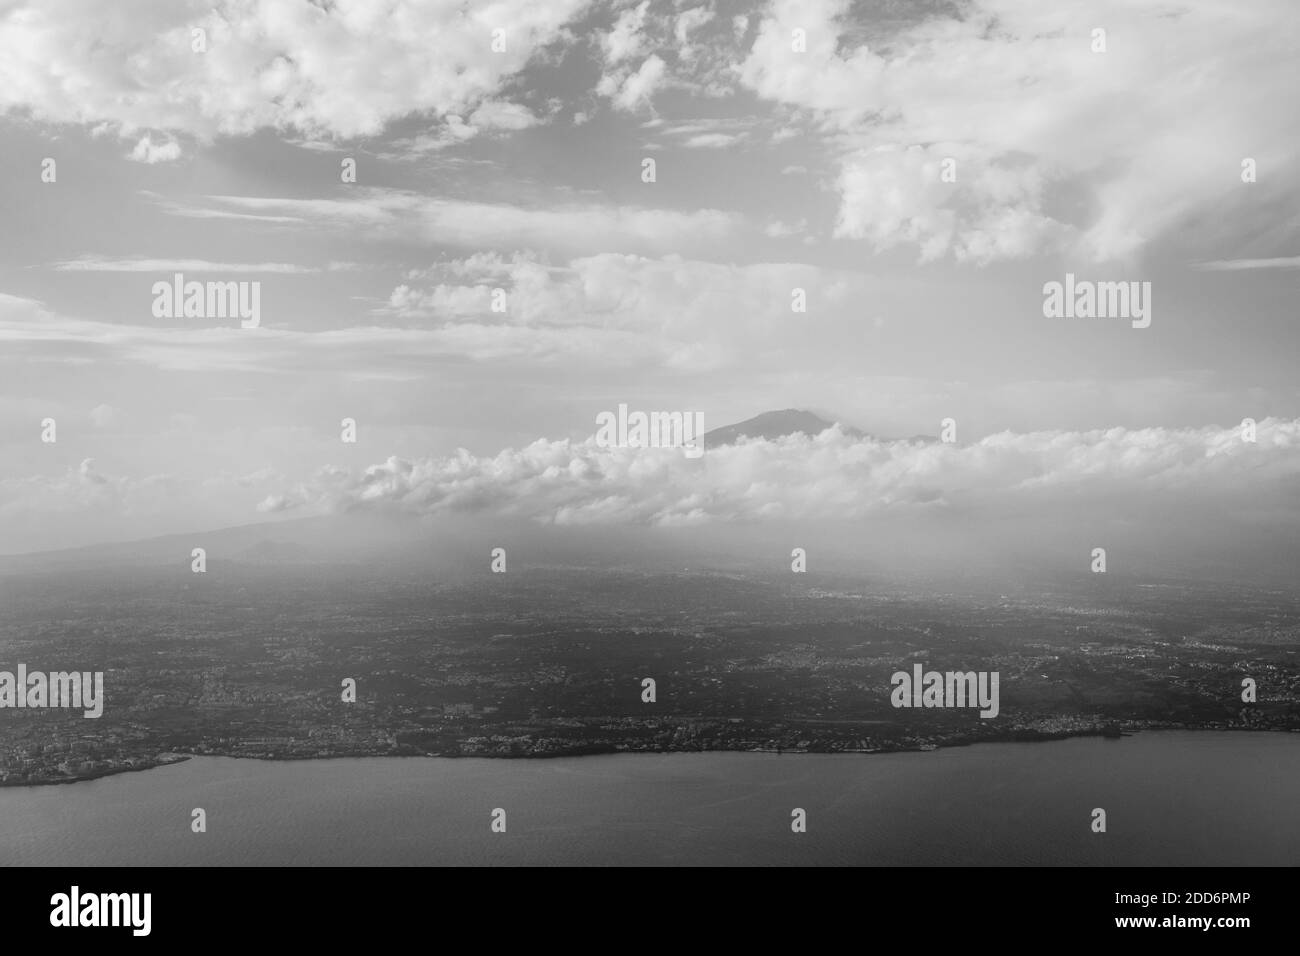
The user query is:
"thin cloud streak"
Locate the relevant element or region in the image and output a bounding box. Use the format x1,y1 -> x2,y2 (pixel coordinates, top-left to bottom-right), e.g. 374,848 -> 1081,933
49,258 -> 325,274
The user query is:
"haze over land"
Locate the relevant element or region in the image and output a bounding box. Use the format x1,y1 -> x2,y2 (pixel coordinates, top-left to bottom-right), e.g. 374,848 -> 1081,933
3,515 -> 1297,788
5,408 -> 1299,589
1,411 -> 1296,786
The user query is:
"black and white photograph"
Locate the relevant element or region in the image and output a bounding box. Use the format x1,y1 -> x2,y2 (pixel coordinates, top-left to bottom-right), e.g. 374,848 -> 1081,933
0,0 -> 1296,936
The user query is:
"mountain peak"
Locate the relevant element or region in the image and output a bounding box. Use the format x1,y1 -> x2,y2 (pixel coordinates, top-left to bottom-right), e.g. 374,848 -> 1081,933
703,409 -> 865,447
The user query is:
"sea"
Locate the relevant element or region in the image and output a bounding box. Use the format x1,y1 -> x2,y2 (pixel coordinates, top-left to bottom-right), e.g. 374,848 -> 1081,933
1,731 -> 1296,865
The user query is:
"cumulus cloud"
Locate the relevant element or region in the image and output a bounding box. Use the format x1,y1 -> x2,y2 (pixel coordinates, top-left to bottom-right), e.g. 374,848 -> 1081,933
736,0 -> 1300,263
128,134 -> 182,164
593,0 -> 738,111
832,145 -> 1063,263
265,419 -> 1300,526
605,53 -> 668,111
601,1 -> 653,65
0,0 -> 588,144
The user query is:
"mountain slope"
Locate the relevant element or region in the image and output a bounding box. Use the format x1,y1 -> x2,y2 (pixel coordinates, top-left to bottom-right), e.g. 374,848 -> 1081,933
703,409 -> 866,446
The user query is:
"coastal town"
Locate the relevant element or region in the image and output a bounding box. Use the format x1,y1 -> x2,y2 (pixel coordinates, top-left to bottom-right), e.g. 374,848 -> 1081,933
2,562 -> 1296,786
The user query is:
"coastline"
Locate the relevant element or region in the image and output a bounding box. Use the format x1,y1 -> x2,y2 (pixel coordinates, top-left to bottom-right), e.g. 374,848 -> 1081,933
3,723 -> 1292,789
0,752 -> 191,788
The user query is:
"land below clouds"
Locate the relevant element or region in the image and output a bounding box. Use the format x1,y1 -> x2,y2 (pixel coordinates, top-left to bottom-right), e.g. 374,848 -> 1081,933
1,522 -> 1296,787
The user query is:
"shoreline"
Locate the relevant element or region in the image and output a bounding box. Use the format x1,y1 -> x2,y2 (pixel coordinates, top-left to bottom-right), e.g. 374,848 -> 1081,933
3,724 -> 1293,789
0,753 -> 192,788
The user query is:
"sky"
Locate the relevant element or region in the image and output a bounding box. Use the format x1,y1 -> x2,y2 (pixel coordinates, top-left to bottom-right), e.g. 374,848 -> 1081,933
0,0 -> 1298,560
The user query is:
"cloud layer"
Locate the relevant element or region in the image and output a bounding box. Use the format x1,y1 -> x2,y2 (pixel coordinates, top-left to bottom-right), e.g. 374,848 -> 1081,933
263,419 -> 1300,526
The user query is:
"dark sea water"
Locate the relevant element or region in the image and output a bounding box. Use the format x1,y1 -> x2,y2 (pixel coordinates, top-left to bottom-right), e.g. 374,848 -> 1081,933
1,731 -> 1296,866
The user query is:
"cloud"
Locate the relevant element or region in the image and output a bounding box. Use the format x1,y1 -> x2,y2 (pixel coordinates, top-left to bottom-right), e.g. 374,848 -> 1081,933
736,0 -> 1300,263
467,100 -> 542,132
3,248 -> 879,377
593,1 -> 738,110
0,293 -> 47,312
0,0 -> 589,143
379,102 -> 543,158
89,404 -> 119,427
265,419 -> 1300,526
128,134 -> 182,164
602,53 -> 668,111
682,132 -> 741,149
1193,257 -> 1300,271
140,191 -> 305,223
50,257 -> 322,274
831,144 -> 1062,263
0,288 -> 669,373
674,6 -> 715,49
0,457 -> 175,518
0,456 -> 294,552
651,117 -> 757,148
601,1 -> 652,65
374,251 -> 873,370
763,219 -> 807,239
159,190 -> 741,255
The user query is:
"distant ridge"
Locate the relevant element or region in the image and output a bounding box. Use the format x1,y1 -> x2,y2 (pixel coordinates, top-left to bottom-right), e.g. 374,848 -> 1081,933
703,409 -> 942,447
702,409 -> 865,446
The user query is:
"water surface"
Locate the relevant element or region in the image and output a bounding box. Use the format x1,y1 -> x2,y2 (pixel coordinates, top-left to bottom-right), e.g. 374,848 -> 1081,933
2,731 -> 1295,865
